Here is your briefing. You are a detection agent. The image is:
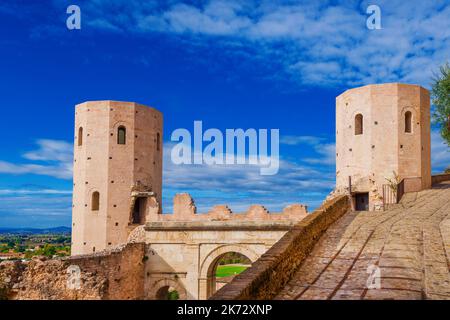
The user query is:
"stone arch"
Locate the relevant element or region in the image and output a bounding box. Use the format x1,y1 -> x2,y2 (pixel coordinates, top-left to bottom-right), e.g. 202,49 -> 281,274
200,245 -> 259,279
149,278 -> 187,300
348,109 -> 365,131
117,126 -> 126,144
400,106 -> 416,134
111,121 -> 129,143
199,244 -> 259,298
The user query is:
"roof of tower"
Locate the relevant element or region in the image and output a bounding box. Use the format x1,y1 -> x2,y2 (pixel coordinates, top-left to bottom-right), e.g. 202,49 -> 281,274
75,100 -> 162,114
337,82 -> 429,98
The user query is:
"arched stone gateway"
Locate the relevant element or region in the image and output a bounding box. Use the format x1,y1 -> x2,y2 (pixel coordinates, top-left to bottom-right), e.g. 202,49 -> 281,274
144,219 -> 300,300
199,245 -> 259,299
148,278 -> 187,300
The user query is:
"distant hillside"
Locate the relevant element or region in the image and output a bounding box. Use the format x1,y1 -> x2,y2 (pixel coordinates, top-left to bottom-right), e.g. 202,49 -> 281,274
0,226 -> 71,235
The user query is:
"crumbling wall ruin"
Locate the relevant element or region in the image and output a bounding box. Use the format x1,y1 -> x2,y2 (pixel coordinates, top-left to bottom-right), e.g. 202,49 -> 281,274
148,193 -> 308,222
0,242 -> 145,300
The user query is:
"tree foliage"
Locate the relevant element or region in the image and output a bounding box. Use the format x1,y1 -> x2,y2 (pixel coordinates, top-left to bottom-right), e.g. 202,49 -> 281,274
431,63 -> 450,146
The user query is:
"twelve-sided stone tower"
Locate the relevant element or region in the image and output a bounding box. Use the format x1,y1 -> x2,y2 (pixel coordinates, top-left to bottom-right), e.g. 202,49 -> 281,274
71,101 -> 163,255
335,83 -> 431,211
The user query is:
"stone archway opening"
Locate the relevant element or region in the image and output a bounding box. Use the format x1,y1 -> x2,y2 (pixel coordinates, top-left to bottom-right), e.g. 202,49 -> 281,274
206,252 -> 251,298
155,285 -> 180,300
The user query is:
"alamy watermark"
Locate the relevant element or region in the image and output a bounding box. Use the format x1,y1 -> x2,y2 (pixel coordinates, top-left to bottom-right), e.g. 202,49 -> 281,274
366,5 -> 382,30
366,264 -> 381,289
170,121 -> 279,176
66,5 -> 81,30
66,4 -> 381,32
66,265 -> 81,290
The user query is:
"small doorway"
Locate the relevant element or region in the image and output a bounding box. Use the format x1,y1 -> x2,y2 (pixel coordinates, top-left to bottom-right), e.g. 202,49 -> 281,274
355,193 -> 369,211
132,197 -> 146,224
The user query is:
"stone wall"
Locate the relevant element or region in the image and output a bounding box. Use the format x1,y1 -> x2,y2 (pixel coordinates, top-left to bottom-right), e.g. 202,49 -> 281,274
432,173 -> 450,185
0,242 -> 145,300
148,193 -> 308,222
210,195 -> 350,300
143,220 -> 299,300
403,177 -> 423,193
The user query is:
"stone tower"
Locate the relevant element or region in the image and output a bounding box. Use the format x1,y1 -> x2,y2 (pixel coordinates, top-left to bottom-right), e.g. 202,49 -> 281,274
335,83 -> 431,211
71,101 -> 163,255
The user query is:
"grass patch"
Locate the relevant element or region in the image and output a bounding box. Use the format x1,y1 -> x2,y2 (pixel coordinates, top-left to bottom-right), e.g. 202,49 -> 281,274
216,265 -> 248,278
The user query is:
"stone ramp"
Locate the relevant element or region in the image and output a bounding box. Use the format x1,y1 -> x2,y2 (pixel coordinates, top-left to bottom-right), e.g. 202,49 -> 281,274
275,182 -> 450,300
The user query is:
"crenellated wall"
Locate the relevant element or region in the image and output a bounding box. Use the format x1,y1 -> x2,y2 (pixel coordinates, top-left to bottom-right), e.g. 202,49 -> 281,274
147,193 -> 308,222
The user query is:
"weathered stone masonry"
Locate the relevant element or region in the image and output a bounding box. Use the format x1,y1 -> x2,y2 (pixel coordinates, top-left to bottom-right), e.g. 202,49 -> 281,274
0,243 -> 145,300
210,195 -> 350,300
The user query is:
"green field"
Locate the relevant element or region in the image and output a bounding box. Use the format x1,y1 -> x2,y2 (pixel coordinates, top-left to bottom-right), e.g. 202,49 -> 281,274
216,265 -> 248,278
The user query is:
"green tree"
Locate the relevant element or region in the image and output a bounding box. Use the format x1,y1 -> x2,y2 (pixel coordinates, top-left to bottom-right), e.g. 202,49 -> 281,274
39,244 -> 57,257
431,63 -> 450,146
168,290 -> 179,300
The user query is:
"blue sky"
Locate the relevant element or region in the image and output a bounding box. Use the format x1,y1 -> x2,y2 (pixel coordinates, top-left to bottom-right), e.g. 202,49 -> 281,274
0,0 -> 449,228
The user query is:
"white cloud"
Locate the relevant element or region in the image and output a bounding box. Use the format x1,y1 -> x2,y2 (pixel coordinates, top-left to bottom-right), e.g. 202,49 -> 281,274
0,139 -> 73,179
68,0 -> 450,87
280,135 -> 325,146
431,129 -> 450,173
162,140 -> 335,212
280,135 -> 336,165
303,143 -> 336,165
0,189 -> 72,195
0,194 -> 72,218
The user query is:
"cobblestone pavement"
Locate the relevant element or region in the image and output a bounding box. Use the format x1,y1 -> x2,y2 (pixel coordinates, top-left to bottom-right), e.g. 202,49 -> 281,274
276,182 -> 450,300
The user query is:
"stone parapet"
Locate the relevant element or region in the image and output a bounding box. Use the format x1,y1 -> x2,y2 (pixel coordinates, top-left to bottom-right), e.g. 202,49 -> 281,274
145,220 -> 298,231
431,173 -> 450,185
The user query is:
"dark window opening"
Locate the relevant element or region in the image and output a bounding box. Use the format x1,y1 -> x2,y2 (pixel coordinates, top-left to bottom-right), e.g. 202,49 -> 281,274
157,132 -> 161,151
132,197 -> 146,224
355,114 -> 363,135
118,126 -> 126,145
405,111 -> 412,133
78,127 -> 83,146
91,191 -> 100,211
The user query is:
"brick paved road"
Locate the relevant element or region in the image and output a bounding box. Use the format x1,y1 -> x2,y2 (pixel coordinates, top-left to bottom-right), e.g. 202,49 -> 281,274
276,182 -> 450,300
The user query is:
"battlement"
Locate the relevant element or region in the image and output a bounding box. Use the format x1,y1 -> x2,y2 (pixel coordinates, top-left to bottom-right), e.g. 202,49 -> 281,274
148,193 -> 308,222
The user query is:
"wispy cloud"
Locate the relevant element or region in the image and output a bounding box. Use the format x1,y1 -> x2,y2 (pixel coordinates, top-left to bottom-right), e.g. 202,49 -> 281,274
431,129 -> 450,173
0,187 -> 73,228
0,139 -> 73,179
55,0 -> 450,87
281,135 -> 336,165
162,139 -> 335,212
0,189 -> 72,195
280,135 -> 325,146
0,192 -> 72,227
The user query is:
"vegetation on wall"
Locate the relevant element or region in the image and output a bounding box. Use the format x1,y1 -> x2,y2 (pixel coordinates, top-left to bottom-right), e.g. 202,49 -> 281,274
217,252 -> 251,266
